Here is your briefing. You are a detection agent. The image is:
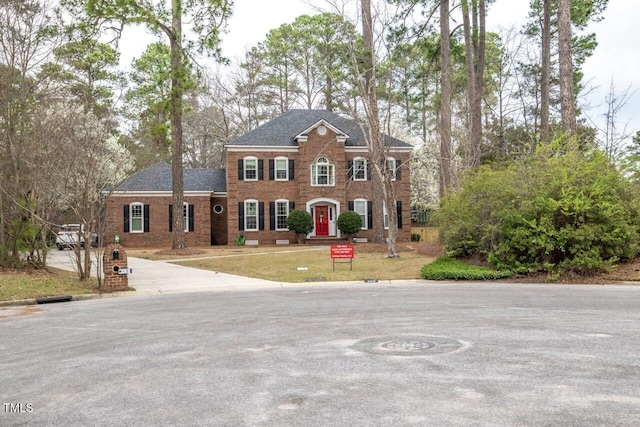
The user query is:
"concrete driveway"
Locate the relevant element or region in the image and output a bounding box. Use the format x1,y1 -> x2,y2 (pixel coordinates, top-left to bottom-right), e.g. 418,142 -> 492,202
1,283 -> 639,426
46,249 -> 283,294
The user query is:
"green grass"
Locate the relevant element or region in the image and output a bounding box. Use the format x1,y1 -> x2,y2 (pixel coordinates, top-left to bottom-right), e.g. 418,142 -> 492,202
421,256 -> 513,280
176,248 -> 434,282
0,268 -> 99,301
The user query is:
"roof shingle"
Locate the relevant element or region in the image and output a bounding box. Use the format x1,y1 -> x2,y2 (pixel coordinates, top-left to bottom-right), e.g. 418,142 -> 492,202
227,109 -> 411,148
114,162 -> 226,192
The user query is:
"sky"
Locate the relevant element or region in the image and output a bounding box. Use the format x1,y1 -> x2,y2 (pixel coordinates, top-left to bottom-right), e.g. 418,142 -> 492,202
120,0 -> 640,141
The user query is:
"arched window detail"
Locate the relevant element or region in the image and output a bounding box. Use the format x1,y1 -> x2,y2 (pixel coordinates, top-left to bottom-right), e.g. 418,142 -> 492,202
311,157 -> 335,186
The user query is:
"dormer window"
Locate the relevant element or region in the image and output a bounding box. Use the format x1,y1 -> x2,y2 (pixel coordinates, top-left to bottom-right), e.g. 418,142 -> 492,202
311,157 -> 335,186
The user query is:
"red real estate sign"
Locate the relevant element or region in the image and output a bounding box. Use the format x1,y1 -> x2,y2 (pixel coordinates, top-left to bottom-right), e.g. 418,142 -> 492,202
331,244 -> 354,259
331,244 -> 354,271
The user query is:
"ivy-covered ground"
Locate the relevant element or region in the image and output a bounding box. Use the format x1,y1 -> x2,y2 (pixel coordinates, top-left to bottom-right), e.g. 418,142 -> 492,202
387,242 -> 640,285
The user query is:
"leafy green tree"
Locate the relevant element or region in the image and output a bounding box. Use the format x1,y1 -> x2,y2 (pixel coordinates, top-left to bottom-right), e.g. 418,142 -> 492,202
337,211 -> 362,241
123,42 -> 198,167
44,38 -> 121,117
286,209 -> 314,244
62,0 -> 231,249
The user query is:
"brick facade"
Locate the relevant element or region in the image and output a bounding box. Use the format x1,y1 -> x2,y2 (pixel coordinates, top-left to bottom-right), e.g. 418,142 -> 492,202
106,195 -> 216,247
226,125 -> 411,245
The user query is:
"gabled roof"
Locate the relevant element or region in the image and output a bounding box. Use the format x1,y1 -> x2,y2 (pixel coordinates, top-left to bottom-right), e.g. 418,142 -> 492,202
226,109 -> 412,148
113,162 -> 227,193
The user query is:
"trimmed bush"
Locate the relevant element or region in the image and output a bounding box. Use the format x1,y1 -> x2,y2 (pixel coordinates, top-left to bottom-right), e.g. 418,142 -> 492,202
337,211 -> 362,240
421,257 -> 513,280
286,209 -> 314,244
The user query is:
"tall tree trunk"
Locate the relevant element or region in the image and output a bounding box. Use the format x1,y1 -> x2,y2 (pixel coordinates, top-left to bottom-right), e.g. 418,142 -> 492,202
461,0 -> 485,169
540,0 -> 551,147
171,0 -> 186,249
439,0 -> 452,198
360,0 -> 398,256
558,0 -> 577,138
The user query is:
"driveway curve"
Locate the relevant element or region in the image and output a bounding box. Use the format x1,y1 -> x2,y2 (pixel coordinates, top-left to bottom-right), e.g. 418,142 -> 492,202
47,249 -> 283,294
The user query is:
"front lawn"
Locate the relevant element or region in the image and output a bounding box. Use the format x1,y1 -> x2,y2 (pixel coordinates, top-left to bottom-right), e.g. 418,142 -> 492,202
175,247 -> 434,282
0,268 -> 99,302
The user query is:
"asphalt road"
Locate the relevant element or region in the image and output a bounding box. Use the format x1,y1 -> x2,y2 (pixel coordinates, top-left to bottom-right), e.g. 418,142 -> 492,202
1,282 -> 639,426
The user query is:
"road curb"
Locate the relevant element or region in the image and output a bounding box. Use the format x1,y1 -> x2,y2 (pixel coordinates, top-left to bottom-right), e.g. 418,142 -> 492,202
0,291 -> 139,308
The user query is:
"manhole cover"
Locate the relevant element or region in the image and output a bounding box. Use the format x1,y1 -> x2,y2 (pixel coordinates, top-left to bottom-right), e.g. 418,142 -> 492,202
351,335 -> 464,356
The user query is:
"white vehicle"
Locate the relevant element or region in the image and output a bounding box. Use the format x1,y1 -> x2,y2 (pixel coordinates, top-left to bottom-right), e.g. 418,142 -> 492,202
56,224 -> 98,250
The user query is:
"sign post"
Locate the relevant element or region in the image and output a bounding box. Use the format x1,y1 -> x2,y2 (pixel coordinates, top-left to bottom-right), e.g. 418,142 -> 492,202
331,244 -> 354,271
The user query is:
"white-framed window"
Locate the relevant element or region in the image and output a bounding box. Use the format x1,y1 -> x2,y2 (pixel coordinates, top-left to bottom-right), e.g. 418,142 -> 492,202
383,202 -> 390,229
244,199 -> 258,231
311,157 -> 335,186
275,156 -> 288,181
130,202 -> 144,233
244,156 -> 258,181
387,157 -> 397,180
353,157 -> 367,181
275,199 -> 290,230
182,202 -> 189,232
354,198 -> 367,230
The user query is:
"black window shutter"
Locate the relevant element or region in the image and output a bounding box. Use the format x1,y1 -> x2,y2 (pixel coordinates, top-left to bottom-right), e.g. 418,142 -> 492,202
169,205 -> 173,232
124,205 -> 130,233
347,160 -> 353,180
269,159 -> 274,180
348,201 -> 354,211
367,201 -> 373,229
289,201 -> 295,211
396,161 -> 402,180
238,202 -> 245,231
269,202 -> 276,230
237,159 -> 244,180
143,205 -> 150,232
396,201 -> 403,229
258,202 -> 265,230
289,159 -> 295,180
258,159 -> 264,180
366,160 -> 371,180
188,204 -> 195,232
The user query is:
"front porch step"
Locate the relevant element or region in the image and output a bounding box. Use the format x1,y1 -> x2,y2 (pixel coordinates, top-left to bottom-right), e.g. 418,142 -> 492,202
307,237 -> 349,245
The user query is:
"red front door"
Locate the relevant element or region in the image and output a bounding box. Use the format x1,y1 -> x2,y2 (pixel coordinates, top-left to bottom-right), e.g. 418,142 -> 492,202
315,205 -> 329,236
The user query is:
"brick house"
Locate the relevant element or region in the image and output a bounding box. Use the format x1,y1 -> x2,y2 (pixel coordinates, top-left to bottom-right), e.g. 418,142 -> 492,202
106,109 -> 412,246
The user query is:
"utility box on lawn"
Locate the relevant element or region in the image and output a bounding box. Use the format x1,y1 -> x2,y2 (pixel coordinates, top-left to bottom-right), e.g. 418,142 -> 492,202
103,243 -> 129,292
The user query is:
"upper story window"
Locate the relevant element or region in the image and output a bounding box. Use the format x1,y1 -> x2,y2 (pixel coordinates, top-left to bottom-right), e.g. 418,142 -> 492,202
311,157 -> 335,186
244,156 -> 258,181
130,202 -> 144,233
353,157 -> 367,181
387,157 -> 397,180
275,157 -> 288,181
